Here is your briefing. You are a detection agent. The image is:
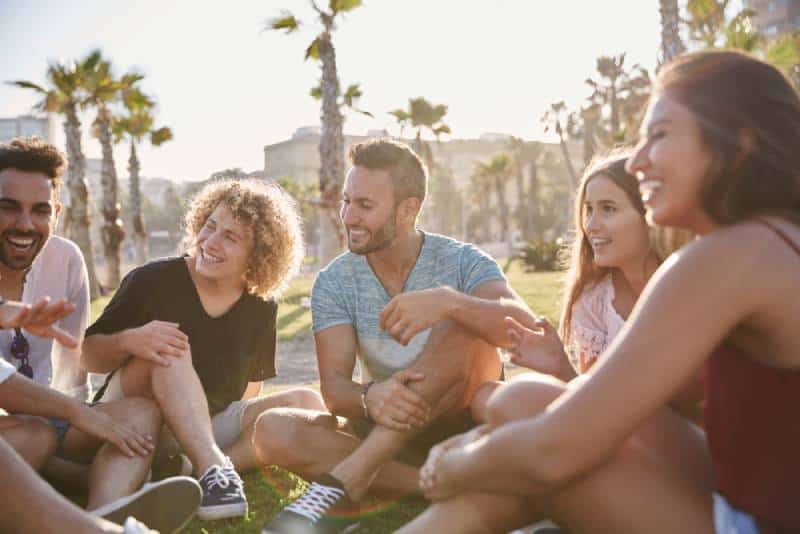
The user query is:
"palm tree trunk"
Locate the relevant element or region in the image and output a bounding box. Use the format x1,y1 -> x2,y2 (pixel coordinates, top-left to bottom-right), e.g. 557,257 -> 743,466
97,111 -> 124,288
514,162 -> 525,236
494,176 -> 509,242
317,31 -> 345,266
556,123 -> 578,191
660,0 -> 686,63
63,104 -> 100,300
128,142 -> 147,265
525,162 -> 541,240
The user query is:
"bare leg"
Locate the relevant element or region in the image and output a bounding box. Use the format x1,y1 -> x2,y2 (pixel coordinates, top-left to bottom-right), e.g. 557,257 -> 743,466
400,440 -> 714,534
253,408 -> 421,496
120,350 -> 224,475
227,387 -> 324,472
0,437 -> 123,534
0,414 -> 57,471
60,397 -> 162,510
331,321 -> 500,500
469,380 -> 502,424
399,373 -> 713,533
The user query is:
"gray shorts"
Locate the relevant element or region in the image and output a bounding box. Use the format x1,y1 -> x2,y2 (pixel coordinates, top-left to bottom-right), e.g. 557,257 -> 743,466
98,369 -> 256,451
713,493 -> 759,534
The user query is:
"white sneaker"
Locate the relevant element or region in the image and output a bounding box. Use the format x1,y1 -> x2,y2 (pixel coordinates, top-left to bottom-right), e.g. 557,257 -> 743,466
92,476 -> 201,533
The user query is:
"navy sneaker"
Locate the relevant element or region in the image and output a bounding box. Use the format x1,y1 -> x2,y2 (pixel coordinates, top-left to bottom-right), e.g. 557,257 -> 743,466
197,457 -> 248,520
261,474 -> 360,534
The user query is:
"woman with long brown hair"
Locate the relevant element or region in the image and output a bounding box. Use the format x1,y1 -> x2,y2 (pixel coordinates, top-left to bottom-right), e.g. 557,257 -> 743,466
404,50 -> 800,534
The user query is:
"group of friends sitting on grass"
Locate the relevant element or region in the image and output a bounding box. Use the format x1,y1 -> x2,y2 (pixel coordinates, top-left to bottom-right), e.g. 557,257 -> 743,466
0,49 -> 798,534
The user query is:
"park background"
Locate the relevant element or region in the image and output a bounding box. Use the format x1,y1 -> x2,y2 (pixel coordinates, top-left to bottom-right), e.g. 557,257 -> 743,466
3,0 -> 800,532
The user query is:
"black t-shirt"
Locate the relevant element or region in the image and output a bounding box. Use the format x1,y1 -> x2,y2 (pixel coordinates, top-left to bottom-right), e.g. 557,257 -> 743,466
88,256 -> 277,414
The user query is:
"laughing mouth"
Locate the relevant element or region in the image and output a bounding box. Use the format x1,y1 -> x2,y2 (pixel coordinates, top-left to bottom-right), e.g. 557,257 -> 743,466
5,234 -> 38,254
200,248 -> 223,264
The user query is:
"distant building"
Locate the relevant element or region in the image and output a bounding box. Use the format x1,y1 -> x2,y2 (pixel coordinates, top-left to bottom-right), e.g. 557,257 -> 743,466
744,0 -> 800,37
0,115 -> 55,144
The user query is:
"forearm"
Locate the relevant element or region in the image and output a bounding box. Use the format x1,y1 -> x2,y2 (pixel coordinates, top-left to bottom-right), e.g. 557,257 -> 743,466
447,291 -> 538,348
80,331 -> 133,373
321,375 -> 368,421
0,374 -> 81,421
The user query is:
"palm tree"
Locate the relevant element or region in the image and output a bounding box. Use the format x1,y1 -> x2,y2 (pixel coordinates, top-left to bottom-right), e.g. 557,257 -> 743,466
389,97 -> 451,173
541,101 -> 578,192
8,57 -> 102,299
475,153 -> 513,242
660,0 -> 687,63
506,138 -> 546,240
84,51 -> 141,288
468,162 -> 494,242
112,87 -> 172,265
266,0 -> 364,265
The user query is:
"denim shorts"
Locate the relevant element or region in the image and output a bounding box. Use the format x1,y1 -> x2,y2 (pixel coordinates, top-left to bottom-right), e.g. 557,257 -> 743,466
713,493 -> 759,534
47,401 -> 98,455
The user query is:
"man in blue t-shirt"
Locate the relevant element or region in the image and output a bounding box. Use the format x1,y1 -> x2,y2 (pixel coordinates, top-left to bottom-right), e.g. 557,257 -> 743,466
261,139 -> 540,533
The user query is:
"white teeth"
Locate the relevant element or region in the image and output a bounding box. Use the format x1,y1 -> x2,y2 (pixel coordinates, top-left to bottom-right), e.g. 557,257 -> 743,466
201,249 -> 222,263
639,180 -> 663,204
591,238 -> 611,246
7,237 -> 33,248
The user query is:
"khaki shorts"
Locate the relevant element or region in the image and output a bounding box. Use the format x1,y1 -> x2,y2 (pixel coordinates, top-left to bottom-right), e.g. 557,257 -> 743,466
98,369 -> 256,451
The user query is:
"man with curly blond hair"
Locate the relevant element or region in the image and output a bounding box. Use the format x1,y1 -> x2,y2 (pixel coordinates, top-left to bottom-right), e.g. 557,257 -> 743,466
82,179 -> 324,521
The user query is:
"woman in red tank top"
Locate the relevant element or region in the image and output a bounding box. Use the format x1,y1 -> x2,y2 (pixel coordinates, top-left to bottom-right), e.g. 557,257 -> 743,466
400,51 -> 800,534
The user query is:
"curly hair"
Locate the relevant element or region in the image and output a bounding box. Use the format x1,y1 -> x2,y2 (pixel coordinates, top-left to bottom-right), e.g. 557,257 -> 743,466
0,137 -> 65,190
182,179 -> 304,300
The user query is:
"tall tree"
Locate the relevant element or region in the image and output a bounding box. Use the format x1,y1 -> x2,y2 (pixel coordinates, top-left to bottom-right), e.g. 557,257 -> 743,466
84,51 -> 140,288
475,153 -> 513,242
112,87 -> 173,265
541,101 -> 578,192
506,138 -> 546,240
389,97 -> 451,174
660,0 -> 687,63
9,57 -> 102,299
266,0 -> 365,265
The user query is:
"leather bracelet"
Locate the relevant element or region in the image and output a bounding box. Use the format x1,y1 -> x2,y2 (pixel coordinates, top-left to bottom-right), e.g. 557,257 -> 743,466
360,380 -> 376,422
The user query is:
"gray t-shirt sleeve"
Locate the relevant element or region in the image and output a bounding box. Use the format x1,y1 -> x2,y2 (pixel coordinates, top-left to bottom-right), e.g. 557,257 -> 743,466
311,269 -> 353,333
459,243 -> 507,295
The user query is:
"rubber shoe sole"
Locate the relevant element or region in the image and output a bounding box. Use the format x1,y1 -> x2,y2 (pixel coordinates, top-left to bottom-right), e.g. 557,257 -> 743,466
197,500 -> 248,521
92,476 -> 201,533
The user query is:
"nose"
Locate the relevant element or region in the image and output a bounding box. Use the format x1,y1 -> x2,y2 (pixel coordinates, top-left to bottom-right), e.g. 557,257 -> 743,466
340,203 -> 357,225
584,210 -> 602,234
626,139 -> 650,178
15,209 -> 35,232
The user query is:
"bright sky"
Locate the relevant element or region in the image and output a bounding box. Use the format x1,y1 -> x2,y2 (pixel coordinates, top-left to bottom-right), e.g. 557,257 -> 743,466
0,0 -> 663,182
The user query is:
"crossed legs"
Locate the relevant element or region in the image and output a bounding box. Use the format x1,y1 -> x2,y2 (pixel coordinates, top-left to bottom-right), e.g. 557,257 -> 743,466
398,372 -> 714,533
253,320 -> 501,500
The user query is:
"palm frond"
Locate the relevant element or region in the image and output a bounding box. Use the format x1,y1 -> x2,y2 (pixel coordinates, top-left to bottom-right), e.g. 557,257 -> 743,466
266,12 -> 300,33
305,37 -> 321,60
330,0 -> 362,15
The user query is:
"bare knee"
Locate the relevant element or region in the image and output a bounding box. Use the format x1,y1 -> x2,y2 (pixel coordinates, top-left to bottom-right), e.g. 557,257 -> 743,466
486,374 -> 566,425
27,418 -> 58,469
115,397 -> 162,436
252,408 -> 330,469
281,388 -> 325,411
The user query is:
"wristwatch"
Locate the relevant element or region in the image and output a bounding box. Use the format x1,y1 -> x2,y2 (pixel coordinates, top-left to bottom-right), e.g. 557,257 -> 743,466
360,380 -> 376,422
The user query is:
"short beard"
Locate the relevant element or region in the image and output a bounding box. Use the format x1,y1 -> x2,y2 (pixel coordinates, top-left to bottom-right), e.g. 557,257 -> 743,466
0,231 -> 44,271
349,211 -> 397,255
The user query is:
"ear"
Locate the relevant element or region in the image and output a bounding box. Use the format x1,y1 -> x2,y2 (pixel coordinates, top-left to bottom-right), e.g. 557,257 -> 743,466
399,197 -> 421,223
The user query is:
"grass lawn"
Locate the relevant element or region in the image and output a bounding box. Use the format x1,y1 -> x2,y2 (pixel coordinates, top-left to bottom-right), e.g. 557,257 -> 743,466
90,266 -> 562,533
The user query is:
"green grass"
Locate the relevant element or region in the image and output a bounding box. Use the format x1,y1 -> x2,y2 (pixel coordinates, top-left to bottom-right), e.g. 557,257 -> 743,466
90,269 -> 563,533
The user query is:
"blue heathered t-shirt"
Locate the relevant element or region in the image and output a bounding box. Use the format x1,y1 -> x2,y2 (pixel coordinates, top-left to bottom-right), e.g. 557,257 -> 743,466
311,232 -> 506,382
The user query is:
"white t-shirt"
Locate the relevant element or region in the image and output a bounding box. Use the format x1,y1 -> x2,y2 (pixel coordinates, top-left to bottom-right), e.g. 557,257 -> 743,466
567,274 -> 625,373
0,235 -> 90,399
0,358 -> 15,385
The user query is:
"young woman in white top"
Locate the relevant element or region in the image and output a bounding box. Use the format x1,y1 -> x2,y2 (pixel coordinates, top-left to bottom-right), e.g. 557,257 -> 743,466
424,152 -> 706,533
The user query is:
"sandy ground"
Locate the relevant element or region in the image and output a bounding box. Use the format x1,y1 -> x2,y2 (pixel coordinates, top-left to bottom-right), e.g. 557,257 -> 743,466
271,335 -> 320,386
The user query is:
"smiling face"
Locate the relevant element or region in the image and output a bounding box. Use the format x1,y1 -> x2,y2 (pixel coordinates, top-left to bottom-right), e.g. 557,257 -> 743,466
193,203 -> 254,284
582,174 -> 651,269
627,92 -> 716,233
340,165 -> 405,255
0,168 -> 59,272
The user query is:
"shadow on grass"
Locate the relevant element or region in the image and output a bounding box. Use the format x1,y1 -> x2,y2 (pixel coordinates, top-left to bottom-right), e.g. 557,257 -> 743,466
182,467 -> 427,534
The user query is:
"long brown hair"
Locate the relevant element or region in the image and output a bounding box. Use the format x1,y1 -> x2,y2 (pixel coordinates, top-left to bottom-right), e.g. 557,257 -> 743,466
558,150 -> 692,346
656,50 -> 800,225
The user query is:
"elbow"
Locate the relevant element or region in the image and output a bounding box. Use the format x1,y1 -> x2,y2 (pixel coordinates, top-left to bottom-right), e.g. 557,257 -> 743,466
79,339 -> 109,373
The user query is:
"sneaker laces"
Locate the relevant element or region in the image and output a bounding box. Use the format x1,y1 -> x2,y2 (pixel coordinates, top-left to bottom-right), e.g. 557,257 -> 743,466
202,459 -> 243,493
284,482 -> 345,523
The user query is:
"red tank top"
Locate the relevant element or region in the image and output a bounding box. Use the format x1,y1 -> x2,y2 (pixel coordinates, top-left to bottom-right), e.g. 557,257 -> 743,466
704,219 -> 800,534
